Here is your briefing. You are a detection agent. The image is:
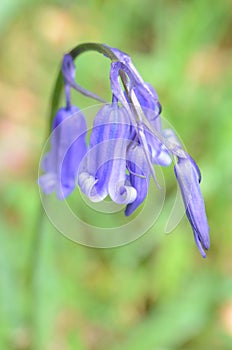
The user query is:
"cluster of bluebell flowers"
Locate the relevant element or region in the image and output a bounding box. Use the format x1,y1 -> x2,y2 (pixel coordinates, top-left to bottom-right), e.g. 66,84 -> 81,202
38,43 -> 210,257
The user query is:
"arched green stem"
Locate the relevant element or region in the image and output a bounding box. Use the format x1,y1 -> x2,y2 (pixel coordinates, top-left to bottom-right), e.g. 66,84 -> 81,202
49,43 -> 119,130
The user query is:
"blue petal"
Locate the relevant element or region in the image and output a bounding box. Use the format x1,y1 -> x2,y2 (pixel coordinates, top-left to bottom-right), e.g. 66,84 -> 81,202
106,46 -> 144,84
110,61 -> 171,185
125,144 -> 150,216
174,156 -> 210,256
78,104 -> 137,204
107,148 -> 137,204
78,172 -> 106,202
144,127 -> 172,166
39,106 -> 87,199
132,83 -> 161,127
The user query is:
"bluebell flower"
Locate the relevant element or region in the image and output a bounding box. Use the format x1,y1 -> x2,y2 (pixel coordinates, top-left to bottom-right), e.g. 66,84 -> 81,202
107,46 -> 162,124
174,156 -> 210,258
162,127 -> 210,257
109,57 -> 210,256
39,107 -> 87,199
39,44 -> 210,257
109,60 -> 171,168
78,101 -> 137,204
39,54 -> 87,199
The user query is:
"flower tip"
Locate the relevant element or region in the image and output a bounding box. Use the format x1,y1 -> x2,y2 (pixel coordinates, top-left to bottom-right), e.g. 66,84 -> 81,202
194,231 -> 210,258
203,237 -> 210,251
124,205 -> 134,217
202,252 -> 207,259
199,224 -> 210,251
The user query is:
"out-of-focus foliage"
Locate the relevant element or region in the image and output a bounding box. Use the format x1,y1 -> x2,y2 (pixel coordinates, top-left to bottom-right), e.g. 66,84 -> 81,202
0,0 -> 232,349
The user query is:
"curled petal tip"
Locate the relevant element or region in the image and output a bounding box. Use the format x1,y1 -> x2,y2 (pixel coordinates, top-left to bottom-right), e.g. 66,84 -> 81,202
109,182 -> 137,204
78,172 -> 106,202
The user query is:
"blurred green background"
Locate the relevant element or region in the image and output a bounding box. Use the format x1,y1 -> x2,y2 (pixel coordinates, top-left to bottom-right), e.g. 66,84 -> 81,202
0,0 -> 232,349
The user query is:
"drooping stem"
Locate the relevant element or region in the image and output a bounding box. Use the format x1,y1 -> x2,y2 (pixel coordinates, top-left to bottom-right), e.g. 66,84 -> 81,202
49,43 -> 119,130
69,42 -> 118,61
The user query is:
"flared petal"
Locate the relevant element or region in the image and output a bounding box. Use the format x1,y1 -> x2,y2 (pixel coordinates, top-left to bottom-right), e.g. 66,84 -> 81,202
107,142 -> 137,204
78,172 -> 106,202
108,162 -> 137,204
174,156 -> 210,257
